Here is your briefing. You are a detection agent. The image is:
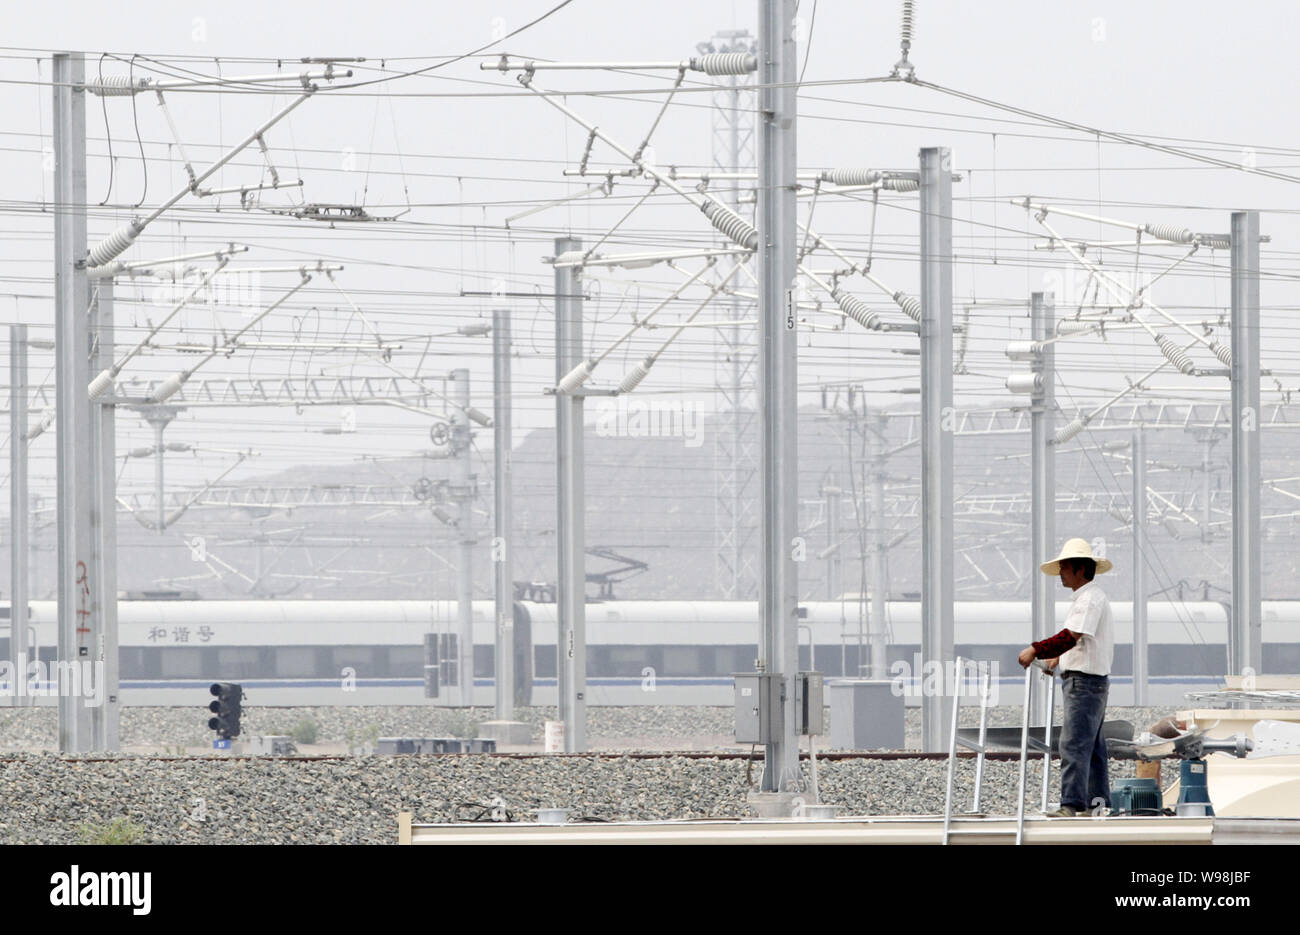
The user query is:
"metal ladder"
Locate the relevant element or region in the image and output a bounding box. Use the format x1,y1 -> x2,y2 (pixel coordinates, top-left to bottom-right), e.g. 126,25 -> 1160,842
941,657 -> 1056,845
941,657 -> 993,844
1015,660 -> 1057,844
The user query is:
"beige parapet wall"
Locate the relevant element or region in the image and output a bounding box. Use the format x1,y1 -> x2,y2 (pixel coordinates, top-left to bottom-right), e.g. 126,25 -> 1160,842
398,814 -> 1219,845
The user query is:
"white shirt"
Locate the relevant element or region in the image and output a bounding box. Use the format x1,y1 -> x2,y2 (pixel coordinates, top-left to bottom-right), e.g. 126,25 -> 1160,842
1057,579 -> 1114,676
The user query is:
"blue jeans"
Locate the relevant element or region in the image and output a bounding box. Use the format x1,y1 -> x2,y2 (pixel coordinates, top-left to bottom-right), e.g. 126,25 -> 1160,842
1058,672 -> 1111,812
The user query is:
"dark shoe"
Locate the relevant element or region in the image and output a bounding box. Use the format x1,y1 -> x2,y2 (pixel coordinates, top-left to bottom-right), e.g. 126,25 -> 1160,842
1045,806 -> 1081,817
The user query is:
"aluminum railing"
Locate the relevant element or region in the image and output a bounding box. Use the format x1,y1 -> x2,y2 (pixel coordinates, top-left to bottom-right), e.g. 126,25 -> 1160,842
942,657 -> 1056,845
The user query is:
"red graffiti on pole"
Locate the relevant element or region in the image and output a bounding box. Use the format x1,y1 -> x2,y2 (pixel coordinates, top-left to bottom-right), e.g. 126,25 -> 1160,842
75,560 -> 91,636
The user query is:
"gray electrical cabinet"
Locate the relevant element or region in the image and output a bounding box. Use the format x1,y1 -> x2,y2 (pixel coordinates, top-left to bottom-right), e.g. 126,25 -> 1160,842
828,679 -> 905,750
733,673 -> 779,744
798,672 -> 824,735
423,634 -> 439,699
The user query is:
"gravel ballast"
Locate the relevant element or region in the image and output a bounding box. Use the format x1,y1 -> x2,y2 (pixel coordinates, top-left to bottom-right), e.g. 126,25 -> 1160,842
0,703 -> 1180,752
0,752 -> 1147,845
0,704 -> 1172,844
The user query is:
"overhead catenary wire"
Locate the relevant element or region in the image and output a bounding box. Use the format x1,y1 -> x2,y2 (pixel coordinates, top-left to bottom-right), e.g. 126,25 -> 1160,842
86,88 -> 318,268
2,18 -> 1291,610
1024,206 -> 1231,371
616,257 -> 748,393
556,258 -> 717,393
149,272 -> 315,404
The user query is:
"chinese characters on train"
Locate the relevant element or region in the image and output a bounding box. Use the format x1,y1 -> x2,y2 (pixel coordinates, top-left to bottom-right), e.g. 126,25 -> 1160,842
146,626 -> 215,643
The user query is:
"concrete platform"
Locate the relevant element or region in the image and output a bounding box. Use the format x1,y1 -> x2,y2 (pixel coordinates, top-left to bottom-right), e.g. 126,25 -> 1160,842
397,812 -> 1292,845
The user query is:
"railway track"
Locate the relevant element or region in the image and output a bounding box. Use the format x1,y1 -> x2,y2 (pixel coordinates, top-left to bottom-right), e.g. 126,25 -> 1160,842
0,749 -> 1032,764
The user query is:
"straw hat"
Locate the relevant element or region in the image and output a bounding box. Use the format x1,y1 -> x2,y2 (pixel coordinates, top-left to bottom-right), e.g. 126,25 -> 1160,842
1040,537 -> 1113,576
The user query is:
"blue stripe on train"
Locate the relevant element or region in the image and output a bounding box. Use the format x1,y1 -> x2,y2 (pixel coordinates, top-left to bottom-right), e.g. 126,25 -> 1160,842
99,674 -> 1231,691
113,677 -> 739,690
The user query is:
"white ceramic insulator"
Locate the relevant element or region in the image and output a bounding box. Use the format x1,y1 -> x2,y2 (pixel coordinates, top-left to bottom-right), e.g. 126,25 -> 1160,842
900,0 -> 916,43
1211,340 -> 1232,366
87,221 -> 141,268
86,75 -> 142,96
457,323 -> 491,336
1144,223 -> 1193,244
431,506 -> 455,525
1005,372 -> 1043,395
691,52 -> 756,75
26,412 -> 53,441
150,372 -> 186,403
1198,233 -> 1231,249
1155,333 -> 1195,374
466,407 -> 492,427
826,168 -> 883,187
834,291 -> 880,330
894,291 -> 922,322
1056,320 -> 1096,335
618,360 -> 653,394
1055,417 -> 1086,444
557,360 -> 594,394
87,369 -> 115,400
701,199 -> 758,251
881,177 -> 920,192
1005,340 -> 1041,361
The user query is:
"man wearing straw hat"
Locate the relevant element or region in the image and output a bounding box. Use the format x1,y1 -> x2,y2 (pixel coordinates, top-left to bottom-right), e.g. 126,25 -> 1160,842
1018,538 -> 1115,817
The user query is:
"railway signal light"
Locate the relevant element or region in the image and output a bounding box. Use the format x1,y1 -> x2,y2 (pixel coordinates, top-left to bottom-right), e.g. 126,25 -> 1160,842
208,682 -> 243,739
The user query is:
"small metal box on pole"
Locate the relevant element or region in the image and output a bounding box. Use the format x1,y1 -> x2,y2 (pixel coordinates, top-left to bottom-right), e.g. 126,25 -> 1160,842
798,671 -> 824,735
733,672 -> 780,744
423,633 -> 439,699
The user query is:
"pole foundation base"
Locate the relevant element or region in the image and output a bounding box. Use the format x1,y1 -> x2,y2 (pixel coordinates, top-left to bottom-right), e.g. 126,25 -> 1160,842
746,791 -> 803,818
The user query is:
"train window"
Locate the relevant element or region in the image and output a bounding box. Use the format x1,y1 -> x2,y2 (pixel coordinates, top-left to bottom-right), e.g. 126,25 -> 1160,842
475,645 -> 493,678
118,648 -> 151,679
333,647 -> 374,675
534,648 -> 555,679
605,646 -> 648,677
1266,643 -> 1300,670
217,648 -> 259,665
1151,645 -> 1224,676
159,648 -> 204,677
662,646 -> 704,676
275,648 -> 316,677
717,646 -> 757,675
215,648 -> 262,679
388,647 -> 422,677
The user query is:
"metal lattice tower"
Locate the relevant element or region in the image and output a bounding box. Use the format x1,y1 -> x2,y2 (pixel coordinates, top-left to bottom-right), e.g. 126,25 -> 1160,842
704,28 -> 759,600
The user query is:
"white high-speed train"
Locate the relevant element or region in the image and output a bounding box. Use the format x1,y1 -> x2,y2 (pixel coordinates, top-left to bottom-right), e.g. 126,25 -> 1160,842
1,598 -> 1291,706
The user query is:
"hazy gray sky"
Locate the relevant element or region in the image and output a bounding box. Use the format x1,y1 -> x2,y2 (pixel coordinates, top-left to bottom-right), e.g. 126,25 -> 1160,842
2,0 -> 1296,506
